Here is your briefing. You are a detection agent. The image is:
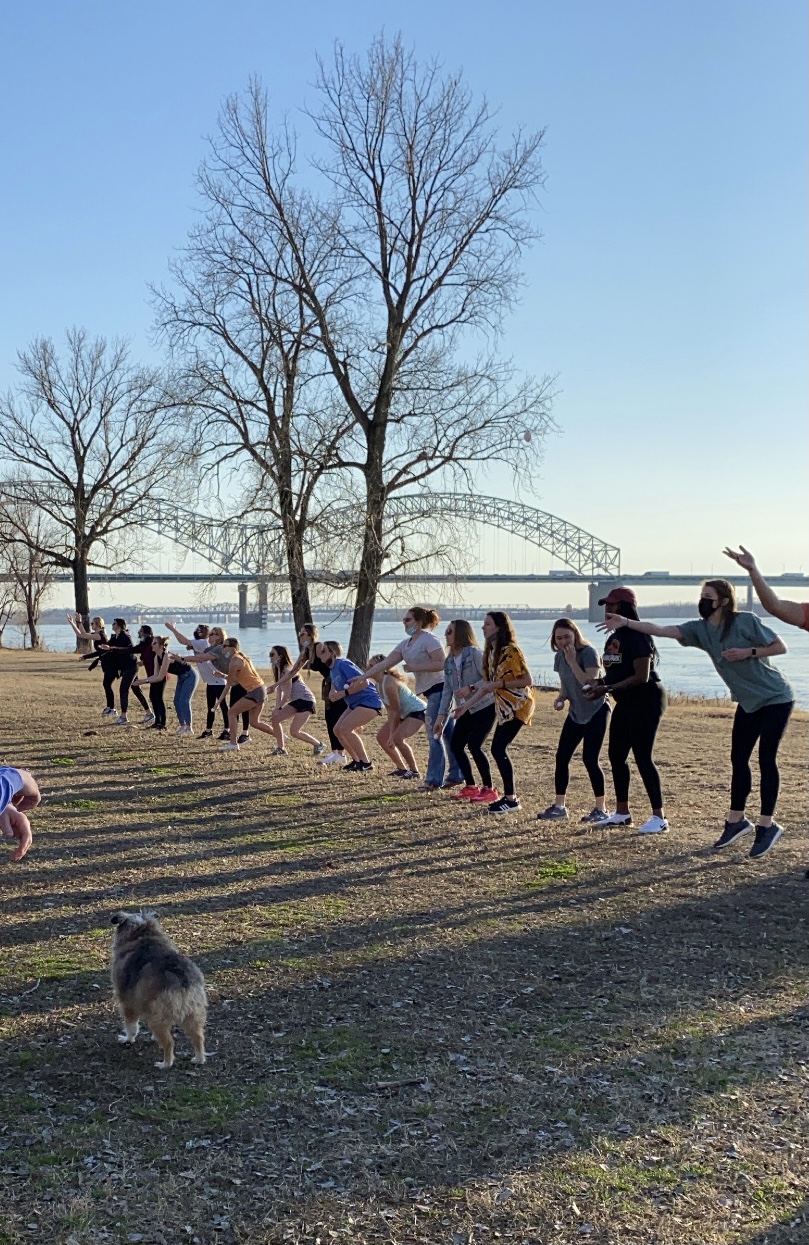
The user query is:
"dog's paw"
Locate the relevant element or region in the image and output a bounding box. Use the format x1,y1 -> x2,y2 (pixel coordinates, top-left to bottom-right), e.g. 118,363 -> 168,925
154,1060 -> 174,1070
191,1054 -> 206,1065
118,1033 -> 136,1044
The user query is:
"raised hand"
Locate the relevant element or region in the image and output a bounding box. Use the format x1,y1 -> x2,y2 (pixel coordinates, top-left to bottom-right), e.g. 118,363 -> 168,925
722,545 -> 756,572
596,613 -> 627,633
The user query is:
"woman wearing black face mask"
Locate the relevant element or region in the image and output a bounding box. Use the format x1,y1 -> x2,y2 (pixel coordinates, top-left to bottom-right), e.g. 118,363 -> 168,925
600,578 -> 793,860
586,587 -> 668,835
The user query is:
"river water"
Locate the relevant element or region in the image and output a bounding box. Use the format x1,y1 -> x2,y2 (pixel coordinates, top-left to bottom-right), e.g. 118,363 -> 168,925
12,616 -> 809,709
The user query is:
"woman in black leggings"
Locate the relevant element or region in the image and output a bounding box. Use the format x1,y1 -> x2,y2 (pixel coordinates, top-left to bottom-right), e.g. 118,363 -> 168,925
538,618 -> 610,824
601,578 -> 793,859
133,637 -> 169,729
586,588 -> 668,835
97,618 -> 150,726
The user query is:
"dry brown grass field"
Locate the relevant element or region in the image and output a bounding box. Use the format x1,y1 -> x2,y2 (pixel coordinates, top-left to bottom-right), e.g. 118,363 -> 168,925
0,650 -> 807,1245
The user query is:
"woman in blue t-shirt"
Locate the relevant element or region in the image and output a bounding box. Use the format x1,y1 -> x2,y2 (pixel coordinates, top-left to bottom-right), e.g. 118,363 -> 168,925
318,641 -> 383,772
600,578 -> 793,860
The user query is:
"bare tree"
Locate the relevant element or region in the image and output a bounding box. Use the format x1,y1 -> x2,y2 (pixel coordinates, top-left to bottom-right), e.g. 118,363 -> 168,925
0,567 -> 17,647
0,331 -> 188,650
208,41 -> 555,661
153,183 -> 356,632
0,501 -> 57,649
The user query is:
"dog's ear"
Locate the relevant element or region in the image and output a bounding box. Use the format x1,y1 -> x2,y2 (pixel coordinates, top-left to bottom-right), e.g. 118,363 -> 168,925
110,911 -> 124,926
140,908 -> 159,923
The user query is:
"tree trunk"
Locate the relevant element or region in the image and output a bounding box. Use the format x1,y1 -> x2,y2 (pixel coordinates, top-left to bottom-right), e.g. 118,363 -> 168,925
347,482 -> 386,666
283,514 -> 313,636
73,553 -> 91,653
24,592 -> 41,651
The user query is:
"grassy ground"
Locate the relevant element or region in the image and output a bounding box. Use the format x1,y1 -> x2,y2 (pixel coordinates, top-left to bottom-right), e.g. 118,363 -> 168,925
0,649 -> 807,1245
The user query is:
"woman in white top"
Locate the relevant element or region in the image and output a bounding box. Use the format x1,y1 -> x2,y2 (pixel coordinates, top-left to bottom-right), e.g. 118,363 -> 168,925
353,606 -> 465,792
165,621 -> 228,739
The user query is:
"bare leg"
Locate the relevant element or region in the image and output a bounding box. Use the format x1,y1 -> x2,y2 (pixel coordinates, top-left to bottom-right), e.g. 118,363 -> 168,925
377,721 -> 405,768
335,708 -> 377,763
248,704 -> 275,737
270,708 -> 288,748
392,718 -> 423,773
289,711 -> 321,747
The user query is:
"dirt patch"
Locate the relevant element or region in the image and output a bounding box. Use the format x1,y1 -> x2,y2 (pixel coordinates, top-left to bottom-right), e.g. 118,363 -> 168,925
0,650 -> 807,1244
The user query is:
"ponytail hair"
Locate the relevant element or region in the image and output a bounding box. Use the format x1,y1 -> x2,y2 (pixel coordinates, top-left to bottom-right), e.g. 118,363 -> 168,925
410,606 -> 440,630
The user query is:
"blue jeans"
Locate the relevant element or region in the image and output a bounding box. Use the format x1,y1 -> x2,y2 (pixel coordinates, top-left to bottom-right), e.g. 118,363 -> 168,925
173,668 -> 199,727
425,685 -> 465,787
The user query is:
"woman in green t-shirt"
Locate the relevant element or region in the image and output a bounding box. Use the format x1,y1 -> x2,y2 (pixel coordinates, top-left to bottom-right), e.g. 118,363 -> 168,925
600,578 -> 793,860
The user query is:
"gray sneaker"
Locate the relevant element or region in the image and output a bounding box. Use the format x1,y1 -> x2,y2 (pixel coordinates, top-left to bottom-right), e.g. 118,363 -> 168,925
537,804 -> 569,821
581,808 -> 611,824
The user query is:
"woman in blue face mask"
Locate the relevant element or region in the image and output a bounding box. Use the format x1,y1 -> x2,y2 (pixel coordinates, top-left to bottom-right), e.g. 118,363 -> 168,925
599,578 -> 793,860
351,606 -> 465,792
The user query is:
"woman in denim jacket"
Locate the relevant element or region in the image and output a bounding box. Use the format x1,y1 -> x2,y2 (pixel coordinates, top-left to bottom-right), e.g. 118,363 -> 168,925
433,620 -> 497,802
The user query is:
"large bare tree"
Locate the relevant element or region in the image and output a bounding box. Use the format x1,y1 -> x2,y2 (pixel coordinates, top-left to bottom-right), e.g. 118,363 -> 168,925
207,41 -> 555,661
0,330 -> 187,649
153,184 -> 356,632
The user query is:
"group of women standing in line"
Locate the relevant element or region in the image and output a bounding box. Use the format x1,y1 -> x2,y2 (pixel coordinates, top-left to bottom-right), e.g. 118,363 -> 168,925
69,552 -> 797,852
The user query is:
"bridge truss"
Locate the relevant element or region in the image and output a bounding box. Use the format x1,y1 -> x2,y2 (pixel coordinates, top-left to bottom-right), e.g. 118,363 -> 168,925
1,483 -> 621,579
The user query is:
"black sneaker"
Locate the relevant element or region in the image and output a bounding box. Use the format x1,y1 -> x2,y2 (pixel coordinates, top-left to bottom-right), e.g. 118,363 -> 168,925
489,796 -> 521,815
343,760 -> 361,772
537,804 -> 569,821
357,761 -> 373,772
199,729 -> 213,739
712,817 -> 753,850
218,730 -> 231,741
237,734 -> 251,744
749,822 -> 784,860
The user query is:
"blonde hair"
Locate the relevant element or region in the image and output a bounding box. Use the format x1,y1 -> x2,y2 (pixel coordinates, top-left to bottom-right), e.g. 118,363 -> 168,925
322,640 -> 342,659
371,654 -> 405,682
91,616 -> 105,629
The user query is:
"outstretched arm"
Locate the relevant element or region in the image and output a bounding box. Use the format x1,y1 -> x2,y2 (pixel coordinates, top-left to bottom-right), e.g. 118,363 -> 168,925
598,614 -> 682,641
723,546 -> 806,629
165,621 -> 195,648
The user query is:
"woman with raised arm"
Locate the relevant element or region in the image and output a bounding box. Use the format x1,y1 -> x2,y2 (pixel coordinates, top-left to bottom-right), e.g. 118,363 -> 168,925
537,618 -> 610,824
95,618 -> 151,726
432,620 -> 496,801
268,645 -> 324,756
355,606 -> 464,792
320,641 -> 383,772
214,638 -> 274,751
67,614 -> 111,709
366,656 -> 427,780
585,588 -> 668,835
180,626 -> 250,741
165,621 -> 228,739
600,578 -> 793,858
455,612 -> 534,814
275,623 -> 346,764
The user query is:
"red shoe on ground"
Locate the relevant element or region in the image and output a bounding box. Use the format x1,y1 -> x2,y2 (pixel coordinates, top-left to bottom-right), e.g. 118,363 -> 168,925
451,785 -> 480,800
469,787 -> 499,804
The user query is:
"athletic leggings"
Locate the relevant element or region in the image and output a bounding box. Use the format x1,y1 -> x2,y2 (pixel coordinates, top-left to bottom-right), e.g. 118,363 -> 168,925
490,717 -> 524,797
450,704 -> 496,788
608,683 -> 667,809
149,680 -> 167,729
206,685 -> 229,731
555,703 -> 610,797
229,684 -> 250,733
325,699 -> 347,751
103,666 -> 148,714
730,700 -> 793,816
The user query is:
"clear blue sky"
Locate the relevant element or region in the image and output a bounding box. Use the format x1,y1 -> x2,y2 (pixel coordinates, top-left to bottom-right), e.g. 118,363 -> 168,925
1,0 -> 806,587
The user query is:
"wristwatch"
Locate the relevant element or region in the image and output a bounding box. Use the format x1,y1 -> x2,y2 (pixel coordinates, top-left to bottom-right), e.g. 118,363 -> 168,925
751,648 -> 757,657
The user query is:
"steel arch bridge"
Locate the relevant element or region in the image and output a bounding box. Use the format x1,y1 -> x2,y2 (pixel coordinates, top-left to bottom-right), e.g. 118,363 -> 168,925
1,482 -> 620,578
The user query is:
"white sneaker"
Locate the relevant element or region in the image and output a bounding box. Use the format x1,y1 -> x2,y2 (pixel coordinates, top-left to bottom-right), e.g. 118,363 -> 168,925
178,725 -> 193,736
141,712 -> 155,725
114,715 -> 129,726
638,815 -> 669,834
603,811 -> 632,826
219,742 -> 240,752
317,751 -> 346,765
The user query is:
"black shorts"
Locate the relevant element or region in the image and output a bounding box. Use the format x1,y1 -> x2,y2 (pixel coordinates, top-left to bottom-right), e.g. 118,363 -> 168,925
289,698 -> 316,714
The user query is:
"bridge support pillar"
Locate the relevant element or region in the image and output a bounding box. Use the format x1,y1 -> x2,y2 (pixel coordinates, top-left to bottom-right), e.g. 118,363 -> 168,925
238,583 -> 249,629
588,583 -> 603,623
258,582 -> 268,629
746,580 -> 753,611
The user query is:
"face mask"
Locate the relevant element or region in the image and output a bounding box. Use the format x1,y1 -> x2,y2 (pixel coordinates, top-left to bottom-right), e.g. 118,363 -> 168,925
405,625 -> 418,637
698,597 -> 716,619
